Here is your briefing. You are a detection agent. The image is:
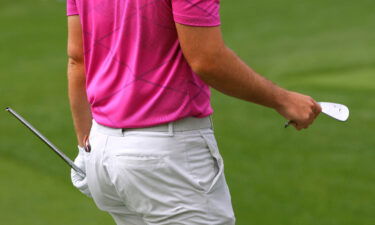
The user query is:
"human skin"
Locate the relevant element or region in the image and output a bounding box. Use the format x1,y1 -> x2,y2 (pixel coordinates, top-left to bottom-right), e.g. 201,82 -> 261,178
175,24 -> 321,130
67,16 -> 92,147
67,16 -> 321,146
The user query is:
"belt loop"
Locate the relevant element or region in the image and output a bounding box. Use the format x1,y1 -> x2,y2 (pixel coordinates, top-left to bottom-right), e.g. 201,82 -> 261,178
168,122 -> 174,136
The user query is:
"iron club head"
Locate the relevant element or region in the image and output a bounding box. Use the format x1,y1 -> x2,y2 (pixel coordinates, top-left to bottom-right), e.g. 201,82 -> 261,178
284,102 -> 349,128
318,102 -> 349,122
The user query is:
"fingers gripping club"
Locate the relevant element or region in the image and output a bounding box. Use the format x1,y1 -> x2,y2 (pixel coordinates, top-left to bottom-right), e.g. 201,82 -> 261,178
284,102 -> 349,128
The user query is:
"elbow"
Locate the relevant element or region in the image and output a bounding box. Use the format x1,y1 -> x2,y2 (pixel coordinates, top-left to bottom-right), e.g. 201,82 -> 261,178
67,53 -> 85,80
68,55 -> 84,66
190,60 -> 212,76
189,59 -> 219,86
189,54 -> 221,78
67,48 -> 84,66
189,58 -> 222,85
187,45 -> 227,79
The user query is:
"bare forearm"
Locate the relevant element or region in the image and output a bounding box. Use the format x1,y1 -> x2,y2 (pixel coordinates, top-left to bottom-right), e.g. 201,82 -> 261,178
176,24 -> 320,130
68,60 -> 92,147
194,46 -> 321,129
195,46 -> 287,110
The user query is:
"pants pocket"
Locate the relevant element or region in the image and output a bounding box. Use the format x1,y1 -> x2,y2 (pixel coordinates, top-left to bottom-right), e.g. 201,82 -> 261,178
200,131 -> 224,193
108,152 -> 169,213
185,131 -> 224,194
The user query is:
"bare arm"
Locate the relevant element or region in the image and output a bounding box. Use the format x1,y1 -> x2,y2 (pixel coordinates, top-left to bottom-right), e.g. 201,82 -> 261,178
67,16 -> 92,146
175,24 -> 321,130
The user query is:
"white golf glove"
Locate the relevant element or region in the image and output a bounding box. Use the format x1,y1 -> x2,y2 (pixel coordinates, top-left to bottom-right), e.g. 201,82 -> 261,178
71,146 -> 91,197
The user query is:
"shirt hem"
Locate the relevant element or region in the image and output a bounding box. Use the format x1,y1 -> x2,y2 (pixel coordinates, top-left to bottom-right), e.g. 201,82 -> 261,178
173,13 -> 221,27
67,13 -> 79,16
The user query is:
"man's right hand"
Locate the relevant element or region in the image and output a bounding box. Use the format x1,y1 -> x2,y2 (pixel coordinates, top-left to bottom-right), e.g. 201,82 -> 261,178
276,91 -> 322,130
175,23 -> 321,130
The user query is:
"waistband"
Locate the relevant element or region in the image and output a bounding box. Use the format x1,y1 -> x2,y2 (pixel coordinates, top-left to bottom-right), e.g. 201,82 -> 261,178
92,116 -> 213,137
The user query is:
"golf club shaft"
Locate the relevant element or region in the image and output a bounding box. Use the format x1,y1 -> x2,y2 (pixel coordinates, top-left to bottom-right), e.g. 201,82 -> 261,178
5,107 -> 86,177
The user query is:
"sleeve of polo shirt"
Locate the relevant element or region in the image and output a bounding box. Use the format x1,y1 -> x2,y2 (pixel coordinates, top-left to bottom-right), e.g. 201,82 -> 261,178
67,0 -> 79,16
172,0 -> 221,27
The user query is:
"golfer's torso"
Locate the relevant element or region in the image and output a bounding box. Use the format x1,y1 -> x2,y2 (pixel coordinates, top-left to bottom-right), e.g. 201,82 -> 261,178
67,0 -> 216,128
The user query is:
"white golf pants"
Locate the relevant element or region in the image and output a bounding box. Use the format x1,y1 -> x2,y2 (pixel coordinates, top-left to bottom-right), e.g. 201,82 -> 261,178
86,117 -> 235,225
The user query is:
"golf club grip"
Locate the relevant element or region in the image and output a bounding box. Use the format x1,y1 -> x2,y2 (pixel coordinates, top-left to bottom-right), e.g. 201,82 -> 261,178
5,107 -> 86,177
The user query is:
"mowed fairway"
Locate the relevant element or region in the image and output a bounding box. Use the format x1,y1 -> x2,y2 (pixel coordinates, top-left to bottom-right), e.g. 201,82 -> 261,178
0,0 -> 374,224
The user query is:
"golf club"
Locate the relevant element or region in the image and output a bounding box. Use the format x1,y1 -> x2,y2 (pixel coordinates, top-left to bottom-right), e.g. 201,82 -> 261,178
285,102 -> 349,128
5,107 -> 86,177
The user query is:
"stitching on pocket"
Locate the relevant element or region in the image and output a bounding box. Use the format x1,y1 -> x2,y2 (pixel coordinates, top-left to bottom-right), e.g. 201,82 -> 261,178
114,154 -> 166,168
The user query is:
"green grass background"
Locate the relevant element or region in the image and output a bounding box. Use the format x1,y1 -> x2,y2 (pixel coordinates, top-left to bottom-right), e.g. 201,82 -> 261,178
0,0 -> 374,224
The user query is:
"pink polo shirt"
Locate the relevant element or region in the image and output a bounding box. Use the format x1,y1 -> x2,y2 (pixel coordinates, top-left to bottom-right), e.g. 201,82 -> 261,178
67,0 -> 220,128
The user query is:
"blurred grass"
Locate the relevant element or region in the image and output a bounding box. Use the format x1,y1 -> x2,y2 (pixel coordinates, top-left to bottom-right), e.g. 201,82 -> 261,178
0,157 -> 112,224
0,0 -> 374,224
